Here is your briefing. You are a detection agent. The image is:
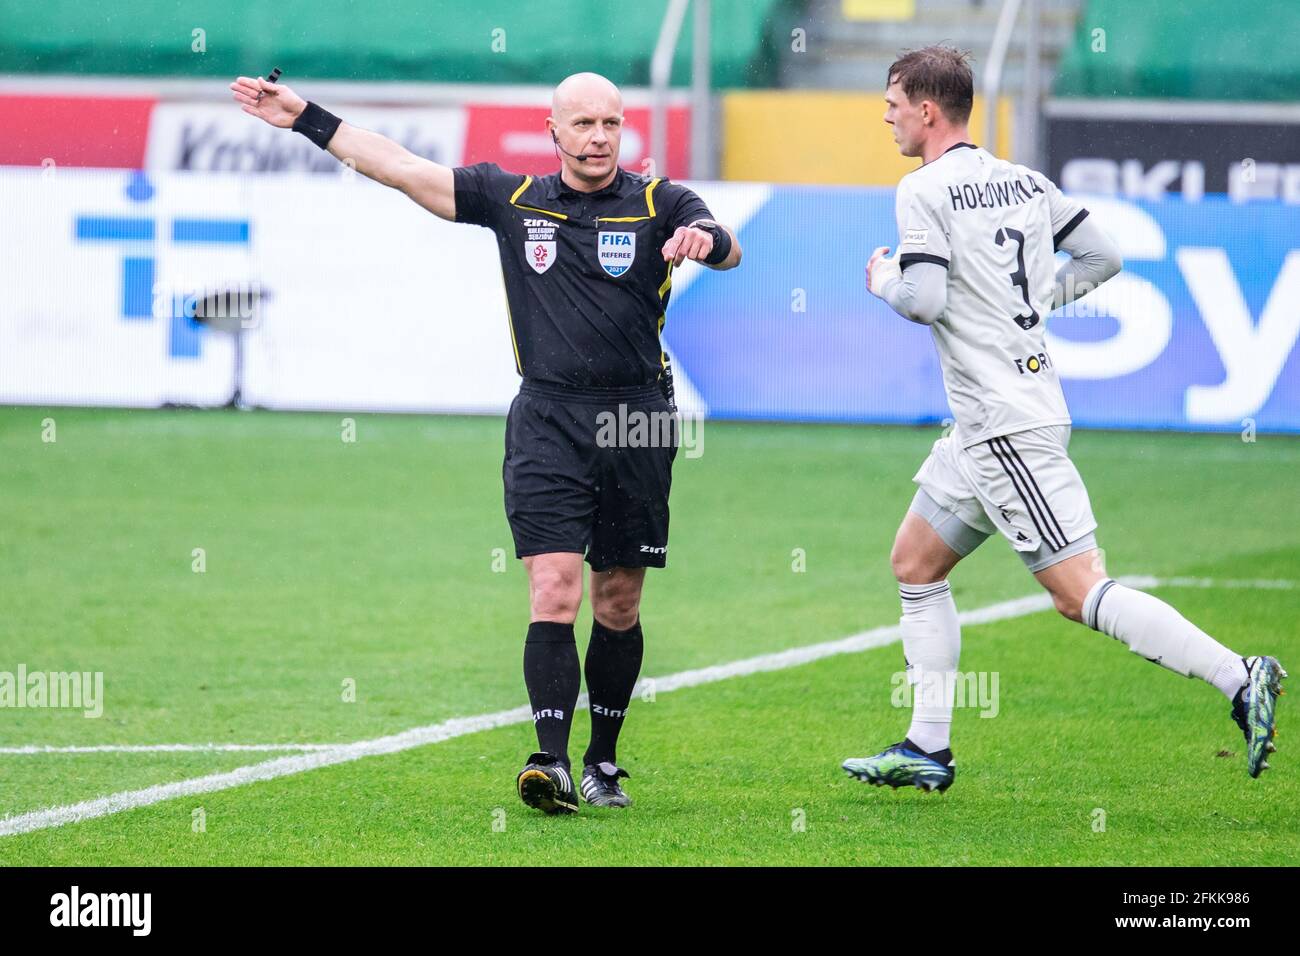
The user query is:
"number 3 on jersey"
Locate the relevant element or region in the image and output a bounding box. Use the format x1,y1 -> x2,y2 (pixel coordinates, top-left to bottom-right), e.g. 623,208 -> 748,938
994,226 -> 1040,331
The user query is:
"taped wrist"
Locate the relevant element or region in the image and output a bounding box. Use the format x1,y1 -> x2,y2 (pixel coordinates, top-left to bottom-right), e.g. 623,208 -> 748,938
292,101 -> 342,150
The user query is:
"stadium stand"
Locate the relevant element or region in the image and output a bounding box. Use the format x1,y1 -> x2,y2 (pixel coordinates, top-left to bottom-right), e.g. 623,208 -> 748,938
0,0 -> 788,87
1054,0 -> 1300,100
779,0 -> 1082,95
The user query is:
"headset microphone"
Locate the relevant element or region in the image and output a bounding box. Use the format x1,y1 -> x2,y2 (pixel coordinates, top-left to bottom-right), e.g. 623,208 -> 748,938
551,131 -> 589,162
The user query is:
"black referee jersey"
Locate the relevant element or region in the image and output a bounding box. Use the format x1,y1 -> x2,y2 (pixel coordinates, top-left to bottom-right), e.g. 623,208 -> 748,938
452,162 -> 714,389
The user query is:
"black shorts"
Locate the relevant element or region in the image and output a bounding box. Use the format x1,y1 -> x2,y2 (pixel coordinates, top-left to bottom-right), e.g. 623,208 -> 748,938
503,379 -> 678,571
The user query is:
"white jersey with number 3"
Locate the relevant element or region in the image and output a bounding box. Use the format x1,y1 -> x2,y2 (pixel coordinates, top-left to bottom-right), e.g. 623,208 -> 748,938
895,143 -> 1090,447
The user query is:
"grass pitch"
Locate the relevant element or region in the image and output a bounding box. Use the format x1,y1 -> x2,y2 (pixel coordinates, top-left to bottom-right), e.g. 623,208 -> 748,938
0,407 -> 1297,865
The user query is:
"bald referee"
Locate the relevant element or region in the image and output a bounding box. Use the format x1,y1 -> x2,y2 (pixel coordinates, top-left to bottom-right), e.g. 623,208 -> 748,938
230,71 -> 741,814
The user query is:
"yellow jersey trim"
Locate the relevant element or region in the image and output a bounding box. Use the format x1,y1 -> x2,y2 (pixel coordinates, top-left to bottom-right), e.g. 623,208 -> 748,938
656,260 -> 674,368
596,177 -> 662,223
509,175 -> 569,220
499,266 -> 523,374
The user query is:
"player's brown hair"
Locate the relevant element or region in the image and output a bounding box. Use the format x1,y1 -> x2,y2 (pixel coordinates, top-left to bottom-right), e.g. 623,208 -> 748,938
887,46 -> 974,125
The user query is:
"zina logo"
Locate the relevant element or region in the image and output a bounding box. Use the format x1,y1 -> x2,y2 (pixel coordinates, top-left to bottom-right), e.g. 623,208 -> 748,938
50,885 -> 152,936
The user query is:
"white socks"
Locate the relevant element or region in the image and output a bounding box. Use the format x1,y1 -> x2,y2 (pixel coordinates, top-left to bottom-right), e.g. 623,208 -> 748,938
899,580 -> 961,753
1209,654 -> 1251,699
1082,579 -> 1247,698
895,576 -> 1249,756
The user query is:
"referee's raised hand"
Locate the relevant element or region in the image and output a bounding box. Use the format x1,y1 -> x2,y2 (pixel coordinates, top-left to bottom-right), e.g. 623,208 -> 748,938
229,75 -> 305,128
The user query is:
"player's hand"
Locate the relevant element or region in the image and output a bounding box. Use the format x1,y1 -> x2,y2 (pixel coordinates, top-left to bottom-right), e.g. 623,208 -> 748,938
229,76 -> 306,129
662,225 -> 714,266
866,245 -> 894,297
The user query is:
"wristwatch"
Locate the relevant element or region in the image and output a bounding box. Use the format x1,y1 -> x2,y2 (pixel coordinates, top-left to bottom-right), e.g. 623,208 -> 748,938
685,219 -> 731,265
688,219 -> 722,238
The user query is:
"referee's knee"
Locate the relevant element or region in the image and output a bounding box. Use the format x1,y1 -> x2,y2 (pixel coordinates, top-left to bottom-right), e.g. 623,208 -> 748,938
528,566 -> 582,623
592,596 -> 640,631
590,569 -> 644,630
530,591 -> 581,624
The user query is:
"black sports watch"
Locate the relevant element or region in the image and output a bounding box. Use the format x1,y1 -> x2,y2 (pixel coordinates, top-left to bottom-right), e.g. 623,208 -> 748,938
686,219 -> 731,265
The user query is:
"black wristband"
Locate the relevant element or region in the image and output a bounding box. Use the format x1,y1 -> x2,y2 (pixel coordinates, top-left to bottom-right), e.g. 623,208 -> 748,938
292,101 -> 342,150
691,220 -> 732,265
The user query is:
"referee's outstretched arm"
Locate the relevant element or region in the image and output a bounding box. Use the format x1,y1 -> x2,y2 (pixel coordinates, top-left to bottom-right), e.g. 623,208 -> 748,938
231,74 -> 457,221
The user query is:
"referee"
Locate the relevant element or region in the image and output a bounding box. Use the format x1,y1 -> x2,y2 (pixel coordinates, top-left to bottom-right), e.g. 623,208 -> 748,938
230,71 -> 741,814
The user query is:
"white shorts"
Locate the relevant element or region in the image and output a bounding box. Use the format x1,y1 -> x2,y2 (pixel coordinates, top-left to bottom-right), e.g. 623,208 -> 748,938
911,425 -> 1098,572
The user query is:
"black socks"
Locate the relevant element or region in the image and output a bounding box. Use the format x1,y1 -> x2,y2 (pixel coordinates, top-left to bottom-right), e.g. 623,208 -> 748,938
523,621 -> 580,766
582,619 -> 644,768
523,618 -> 646,769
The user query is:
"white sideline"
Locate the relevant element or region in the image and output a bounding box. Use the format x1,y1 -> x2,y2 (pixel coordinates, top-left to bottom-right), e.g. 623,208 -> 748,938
0,575 -> 1290,837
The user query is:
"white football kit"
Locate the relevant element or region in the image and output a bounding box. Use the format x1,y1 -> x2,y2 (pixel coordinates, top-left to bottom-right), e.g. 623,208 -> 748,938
894,143 -> 1097,570
866,144 -> 1257,767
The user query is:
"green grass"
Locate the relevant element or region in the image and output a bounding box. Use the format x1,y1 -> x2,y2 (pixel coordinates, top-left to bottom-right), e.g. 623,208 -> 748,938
0,407 -> 1297,865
